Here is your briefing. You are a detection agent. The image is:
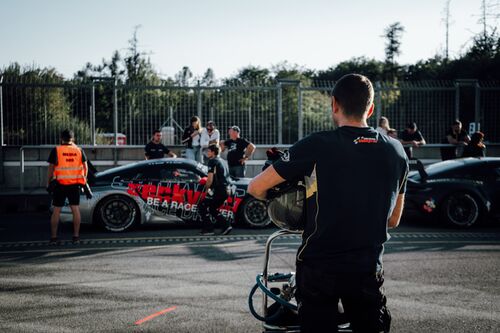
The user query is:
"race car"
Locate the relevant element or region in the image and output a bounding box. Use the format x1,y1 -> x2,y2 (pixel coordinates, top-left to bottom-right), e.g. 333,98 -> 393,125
60,158 -> 270,232
405,157 -> 500,227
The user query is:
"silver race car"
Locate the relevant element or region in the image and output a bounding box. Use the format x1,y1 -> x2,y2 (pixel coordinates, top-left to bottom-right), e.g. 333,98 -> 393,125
59,158 -> 270,232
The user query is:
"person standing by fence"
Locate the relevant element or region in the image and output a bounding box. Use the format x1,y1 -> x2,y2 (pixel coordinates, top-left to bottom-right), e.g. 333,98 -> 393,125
200,121 -> 220,164
46,129 -> 88,245
145,130 -> 177,160
375,116 -> 390,136
441,120 -> 471,160
182,116 -> 202,162
462,132 -> 486,157
400,122 -> 426,159
221,126 -> 256,178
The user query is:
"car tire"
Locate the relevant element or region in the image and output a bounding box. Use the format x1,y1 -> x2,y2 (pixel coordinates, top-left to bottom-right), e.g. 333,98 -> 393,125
440,192 -> 482,228
95,195 -> 139,232
238,197 -> 271,228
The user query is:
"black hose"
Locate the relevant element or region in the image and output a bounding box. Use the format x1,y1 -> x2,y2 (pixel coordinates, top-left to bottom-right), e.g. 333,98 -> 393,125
248,273 -> 298,322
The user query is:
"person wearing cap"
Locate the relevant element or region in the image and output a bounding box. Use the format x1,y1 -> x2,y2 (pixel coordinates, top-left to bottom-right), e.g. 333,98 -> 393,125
221,126 -> 255,178
399,122 -> 426,159
200,120 -> 220,164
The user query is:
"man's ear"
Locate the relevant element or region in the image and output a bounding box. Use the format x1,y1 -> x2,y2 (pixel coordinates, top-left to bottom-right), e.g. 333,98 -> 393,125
332,97 -> 340,114
367,103 -> 375,119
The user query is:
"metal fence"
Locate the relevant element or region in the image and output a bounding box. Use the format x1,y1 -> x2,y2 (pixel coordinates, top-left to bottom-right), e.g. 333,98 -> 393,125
1,78 -> 499,146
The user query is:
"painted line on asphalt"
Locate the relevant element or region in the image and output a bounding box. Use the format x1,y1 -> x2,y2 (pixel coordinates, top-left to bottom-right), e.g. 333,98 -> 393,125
0,232 -> 499,249
134,306 -> 177,325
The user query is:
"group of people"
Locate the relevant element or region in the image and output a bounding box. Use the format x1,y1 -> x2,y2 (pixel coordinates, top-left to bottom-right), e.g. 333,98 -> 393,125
375,117 -> 486,159
145,116 -> 256,179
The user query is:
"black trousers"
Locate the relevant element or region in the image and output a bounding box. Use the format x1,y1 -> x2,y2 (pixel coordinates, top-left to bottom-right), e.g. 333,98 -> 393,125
296,262 -> 391,333
198,190 -> 229,232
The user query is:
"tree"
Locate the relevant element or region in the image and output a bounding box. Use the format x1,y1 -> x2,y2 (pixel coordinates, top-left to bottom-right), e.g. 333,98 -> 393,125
383,22 -> 405,79
175,66 -> 193,86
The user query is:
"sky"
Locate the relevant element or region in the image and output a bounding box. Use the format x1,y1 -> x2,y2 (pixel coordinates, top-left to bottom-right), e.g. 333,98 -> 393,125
0,0 -> 496,79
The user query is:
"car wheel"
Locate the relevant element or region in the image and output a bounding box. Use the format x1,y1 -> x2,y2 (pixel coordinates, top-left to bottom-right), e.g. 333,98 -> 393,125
441,192 -> 482,228
238,197 -> 271,228
95,195 -> 139,232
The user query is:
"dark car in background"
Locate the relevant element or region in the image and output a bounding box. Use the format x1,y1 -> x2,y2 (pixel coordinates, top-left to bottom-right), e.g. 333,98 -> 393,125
60,158 -> 270,232
405,158 -> 500,227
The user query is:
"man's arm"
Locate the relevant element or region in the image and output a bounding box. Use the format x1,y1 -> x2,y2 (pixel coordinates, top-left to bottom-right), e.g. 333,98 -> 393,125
167,151 -> 177,158
240,142 -> 256,164
47,164 -> 55,187
205,172 -> 214,190
248,165 -> 286,200
388,194 -> 405,228
447,134 -> 458,145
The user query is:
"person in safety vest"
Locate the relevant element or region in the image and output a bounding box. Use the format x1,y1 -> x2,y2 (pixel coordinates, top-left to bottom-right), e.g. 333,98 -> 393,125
47,129 -> 88,245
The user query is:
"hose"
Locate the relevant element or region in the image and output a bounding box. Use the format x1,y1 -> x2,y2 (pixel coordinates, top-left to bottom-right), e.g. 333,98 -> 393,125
248,273 -> 298,322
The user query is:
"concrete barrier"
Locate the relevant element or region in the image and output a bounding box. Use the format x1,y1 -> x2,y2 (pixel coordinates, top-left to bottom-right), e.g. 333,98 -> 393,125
1,144 -> 499,191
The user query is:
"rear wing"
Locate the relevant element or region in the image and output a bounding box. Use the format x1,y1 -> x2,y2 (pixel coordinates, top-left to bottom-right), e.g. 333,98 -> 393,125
409,159 -> 428,182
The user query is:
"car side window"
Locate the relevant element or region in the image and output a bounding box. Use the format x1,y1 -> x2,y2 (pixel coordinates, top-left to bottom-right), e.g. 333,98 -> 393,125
158,166 -> 201,182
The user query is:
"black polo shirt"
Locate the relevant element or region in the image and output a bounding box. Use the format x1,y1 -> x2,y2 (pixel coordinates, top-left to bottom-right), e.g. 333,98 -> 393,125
225,138 -> 250,167
145,142 -> 170,159
207,157 -> 230,191
273,126 -> 409,272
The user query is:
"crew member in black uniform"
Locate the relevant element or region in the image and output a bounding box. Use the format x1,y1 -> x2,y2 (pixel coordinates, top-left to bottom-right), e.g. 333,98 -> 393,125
145,129 -> 177,159
248,74 -> 409,333
198,144 -> 233,236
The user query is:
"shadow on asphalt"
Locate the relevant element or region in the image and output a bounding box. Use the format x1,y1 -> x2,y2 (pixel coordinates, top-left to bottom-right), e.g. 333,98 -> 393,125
0,212 -> 499,264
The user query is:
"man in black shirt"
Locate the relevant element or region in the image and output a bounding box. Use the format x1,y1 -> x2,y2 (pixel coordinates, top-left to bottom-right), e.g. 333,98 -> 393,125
249,74 -> 408,333
145,130 -> 177,160
400,122 -> 426,159
221,126 -> 255,178
198,145 -> 233,236
441,120 -> 471,160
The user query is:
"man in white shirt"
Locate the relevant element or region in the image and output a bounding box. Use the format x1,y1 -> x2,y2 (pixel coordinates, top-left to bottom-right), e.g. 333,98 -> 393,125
200,120 -> 220,164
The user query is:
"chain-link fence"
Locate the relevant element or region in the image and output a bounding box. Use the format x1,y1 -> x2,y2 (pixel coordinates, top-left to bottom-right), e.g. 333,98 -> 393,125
1,78 -> 499,146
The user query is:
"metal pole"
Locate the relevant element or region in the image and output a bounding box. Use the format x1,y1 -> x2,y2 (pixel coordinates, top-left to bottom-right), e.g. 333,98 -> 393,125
298,83 -> 303,140
474,81 -> 481,130
196,81 -> 202,121
113,80 -> 118,146
277,82 -> 283,144
454,81 -> 460,121
20,148 -> 24,192
169,106 -> 174,128
375,81 -> 382,122
0,76 -> 4,146
248,106 -> 252,141
91,83 -> 96,145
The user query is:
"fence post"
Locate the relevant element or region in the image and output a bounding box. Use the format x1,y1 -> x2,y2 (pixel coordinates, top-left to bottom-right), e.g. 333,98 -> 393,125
91,83 -> 96,145
248,106 -> 252,141
298,83 -> 303,140
113,80 -> 118,146
474,82 -> 481,130
454,81 -> 460,120
277,82 -> 283,144
375,81 -> 382,121
196,81 -> 202,121
0,76 -> 4,147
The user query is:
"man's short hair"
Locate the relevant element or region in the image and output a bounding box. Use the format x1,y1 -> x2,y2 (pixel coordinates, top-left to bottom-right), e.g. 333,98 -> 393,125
153,129 -> 161,135
406,122 -> 417,130
207,144 -> 220,155
60,129 -> 74,142
453,120 -> 462,126
331,74 -> 374,119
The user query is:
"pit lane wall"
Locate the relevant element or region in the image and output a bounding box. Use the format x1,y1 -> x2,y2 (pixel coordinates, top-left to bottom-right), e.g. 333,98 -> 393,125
1,144 -> 500,190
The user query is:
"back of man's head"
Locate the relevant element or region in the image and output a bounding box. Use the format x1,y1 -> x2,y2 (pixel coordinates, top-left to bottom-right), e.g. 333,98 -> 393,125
332,74 -> 374,119
61,129 -> 74,142
208,144 -> 220,156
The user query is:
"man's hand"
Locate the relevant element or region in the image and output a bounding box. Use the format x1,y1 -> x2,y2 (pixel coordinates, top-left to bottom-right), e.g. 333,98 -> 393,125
248,165 -> 286,201
238,156 -> 248,165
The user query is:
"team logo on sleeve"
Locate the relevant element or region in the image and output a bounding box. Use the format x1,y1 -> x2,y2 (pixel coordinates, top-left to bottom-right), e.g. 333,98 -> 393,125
281,151 -> 290,162
353,136 -> 378,144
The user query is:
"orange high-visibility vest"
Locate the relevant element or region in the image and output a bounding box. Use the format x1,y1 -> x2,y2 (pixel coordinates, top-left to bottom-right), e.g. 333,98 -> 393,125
53,144 -> 86,185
